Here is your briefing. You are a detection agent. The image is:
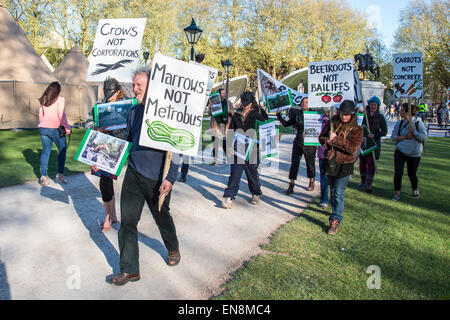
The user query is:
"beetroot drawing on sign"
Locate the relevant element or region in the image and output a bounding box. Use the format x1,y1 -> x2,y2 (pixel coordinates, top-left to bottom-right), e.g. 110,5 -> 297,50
315,91 -> 343,104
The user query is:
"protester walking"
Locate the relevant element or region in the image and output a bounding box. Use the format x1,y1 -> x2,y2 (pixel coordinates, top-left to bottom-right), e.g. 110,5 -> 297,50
38,81 -> 71,186
319,100 -> 363,235
391,103 -> 427,201
222,91 -> 268,209
89,77 -> 128,231
109,68 -> 182,286
317,108 -> 331,208
358,96 -> 387,193
276,97 -> 317,195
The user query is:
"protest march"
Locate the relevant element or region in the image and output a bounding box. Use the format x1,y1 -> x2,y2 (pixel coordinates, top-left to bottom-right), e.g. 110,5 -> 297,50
0,0 -> 448,306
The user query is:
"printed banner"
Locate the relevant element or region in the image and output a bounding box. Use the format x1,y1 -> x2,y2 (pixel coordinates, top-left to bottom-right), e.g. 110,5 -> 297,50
94,98 -> 137,130
393,52 -> 423,99
257,69 -> 307,109
265,89 -> 294,113
189,61 -> 218,109
308,59 -> 355,108
139,53 -> 209,156
257,119 -> 278,159
303,111 -> 322,146
209,92 -> 223,117
233,132 -> 255,161
74,129 -> 132,176
86,18 -> 146,83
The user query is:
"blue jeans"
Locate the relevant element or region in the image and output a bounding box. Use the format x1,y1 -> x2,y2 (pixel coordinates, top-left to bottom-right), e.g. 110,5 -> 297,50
328,174 -> 351,223
319,159 -> 329,205
39,127 -> 67,177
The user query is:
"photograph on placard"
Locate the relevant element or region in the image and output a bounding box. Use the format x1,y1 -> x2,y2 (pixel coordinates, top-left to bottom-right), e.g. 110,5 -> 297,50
209,92 -> 223,117
94,98 -> 137,130
75,129 -> 131,176
265,89 -> 294,113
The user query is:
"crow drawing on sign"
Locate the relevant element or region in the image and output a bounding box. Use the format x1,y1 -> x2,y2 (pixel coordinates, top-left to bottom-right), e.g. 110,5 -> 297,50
91,59 -> 134,75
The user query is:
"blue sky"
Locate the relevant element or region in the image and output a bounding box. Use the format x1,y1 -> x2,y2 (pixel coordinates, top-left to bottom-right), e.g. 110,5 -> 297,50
347,0 -> 411,49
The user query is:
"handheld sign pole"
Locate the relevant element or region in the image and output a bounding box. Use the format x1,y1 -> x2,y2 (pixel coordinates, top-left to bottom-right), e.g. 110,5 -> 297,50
158,151 -> 172,212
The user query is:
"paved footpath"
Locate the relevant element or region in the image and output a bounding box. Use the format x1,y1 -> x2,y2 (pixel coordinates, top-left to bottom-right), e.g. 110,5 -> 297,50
0,135 -> 319,300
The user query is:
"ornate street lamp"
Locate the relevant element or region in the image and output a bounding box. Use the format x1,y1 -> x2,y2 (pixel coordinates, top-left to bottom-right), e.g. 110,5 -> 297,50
221,59 -> 233,100
184,18 -> 203,61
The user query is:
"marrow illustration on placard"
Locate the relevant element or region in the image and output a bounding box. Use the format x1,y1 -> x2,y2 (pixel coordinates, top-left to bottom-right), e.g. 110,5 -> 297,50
145,120 -> 195,151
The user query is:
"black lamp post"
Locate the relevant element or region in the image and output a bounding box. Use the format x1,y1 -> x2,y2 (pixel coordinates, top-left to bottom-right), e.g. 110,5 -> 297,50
184,18 -> 203,61
222,59 -> 233,100
143,51 -> 149,66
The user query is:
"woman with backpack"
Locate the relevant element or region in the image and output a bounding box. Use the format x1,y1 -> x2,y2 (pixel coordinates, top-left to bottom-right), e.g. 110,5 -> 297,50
391,103 -> 427,201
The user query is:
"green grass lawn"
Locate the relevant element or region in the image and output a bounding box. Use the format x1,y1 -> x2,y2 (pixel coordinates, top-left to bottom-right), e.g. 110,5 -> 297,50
215,137 -> 450,300
0,121 -> 292,188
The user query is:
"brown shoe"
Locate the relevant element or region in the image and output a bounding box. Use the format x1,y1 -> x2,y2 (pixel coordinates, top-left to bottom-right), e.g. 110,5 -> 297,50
108,272 -> 140,286
167,249 -> 181,266
327,219 -> 340,235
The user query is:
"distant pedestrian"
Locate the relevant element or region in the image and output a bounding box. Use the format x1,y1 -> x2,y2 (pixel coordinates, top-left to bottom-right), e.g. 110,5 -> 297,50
391,103 -> 427,201
319,100 -> 363,235
38,81 -> 71,186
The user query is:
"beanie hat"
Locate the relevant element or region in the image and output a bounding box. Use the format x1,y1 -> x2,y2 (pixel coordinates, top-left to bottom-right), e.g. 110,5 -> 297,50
368,96 -> 381,107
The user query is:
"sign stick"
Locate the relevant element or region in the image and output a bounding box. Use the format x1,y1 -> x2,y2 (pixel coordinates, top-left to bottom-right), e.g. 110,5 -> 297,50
158,151 -> 173,212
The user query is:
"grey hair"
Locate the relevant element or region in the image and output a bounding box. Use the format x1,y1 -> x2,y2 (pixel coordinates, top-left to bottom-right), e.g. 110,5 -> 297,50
133,67 -> 151,80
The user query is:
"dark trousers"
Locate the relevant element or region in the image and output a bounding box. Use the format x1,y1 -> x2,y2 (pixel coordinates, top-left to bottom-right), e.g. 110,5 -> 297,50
180,155 -> 190,179
223,162 -> 262,199
359,154 -> 376,187
99,174 -> 114,202
118,167 -> 178,274
289,142 -> 316,180
394,149 -> 421,191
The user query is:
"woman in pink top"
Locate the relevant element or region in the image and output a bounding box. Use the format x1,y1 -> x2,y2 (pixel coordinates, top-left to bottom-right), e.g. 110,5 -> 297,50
38,82 -> 71,186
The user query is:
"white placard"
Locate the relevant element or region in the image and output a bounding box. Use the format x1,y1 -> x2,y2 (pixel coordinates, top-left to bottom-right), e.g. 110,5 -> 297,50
233,132 -> 255,161
189,61 -> 218,108
257,119 -> 278,158
393,52 -> 423,99
308,59 -> 355,108
86,18 -> 146,83
303,111 -> 322,146
138,53 -> 209,156
257,69 -> 307,108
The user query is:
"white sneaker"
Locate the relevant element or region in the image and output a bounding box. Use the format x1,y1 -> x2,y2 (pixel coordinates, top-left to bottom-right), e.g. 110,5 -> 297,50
222,197 -> 232,209
412,190 -> 420,198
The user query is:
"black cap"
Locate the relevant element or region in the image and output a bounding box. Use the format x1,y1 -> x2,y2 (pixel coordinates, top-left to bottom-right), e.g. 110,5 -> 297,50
240,91 -> 255,107
339,100 -> 356,115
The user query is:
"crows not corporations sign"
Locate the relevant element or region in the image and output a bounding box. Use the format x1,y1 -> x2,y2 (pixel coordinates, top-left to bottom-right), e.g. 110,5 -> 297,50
86,18 -> 146,83
139,53 -> 209,156
393,52 -> 423,99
